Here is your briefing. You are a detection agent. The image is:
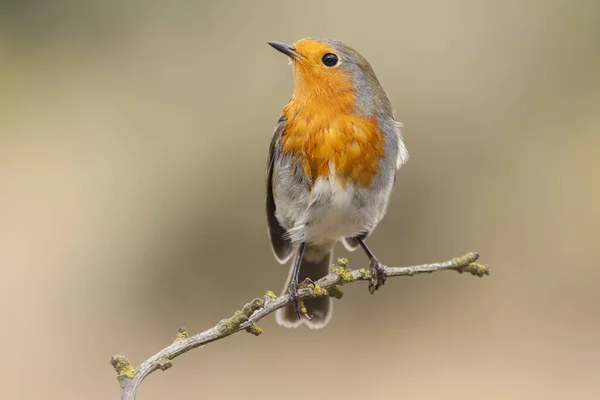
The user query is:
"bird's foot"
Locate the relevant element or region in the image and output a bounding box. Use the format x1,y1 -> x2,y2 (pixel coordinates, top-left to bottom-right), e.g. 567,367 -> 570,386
288,279 -> 313,320
368,258 -> 387,294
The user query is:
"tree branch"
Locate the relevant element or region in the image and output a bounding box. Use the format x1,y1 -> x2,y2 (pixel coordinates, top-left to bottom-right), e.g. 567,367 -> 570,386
111,252 -> 489,399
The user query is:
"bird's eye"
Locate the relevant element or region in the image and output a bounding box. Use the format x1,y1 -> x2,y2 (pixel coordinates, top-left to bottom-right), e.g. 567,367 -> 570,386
321,53 -> 339,67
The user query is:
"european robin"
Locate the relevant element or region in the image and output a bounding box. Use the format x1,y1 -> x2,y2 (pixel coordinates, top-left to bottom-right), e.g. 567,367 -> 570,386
266,38 -> 408,328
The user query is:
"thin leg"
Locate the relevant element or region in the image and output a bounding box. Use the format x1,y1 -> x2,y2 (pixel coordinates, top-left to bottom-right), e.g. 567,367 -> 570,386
357,238 -> 387,294
291,243 -> 305,288
288,243 -> 306,319
357,238 -> 376,259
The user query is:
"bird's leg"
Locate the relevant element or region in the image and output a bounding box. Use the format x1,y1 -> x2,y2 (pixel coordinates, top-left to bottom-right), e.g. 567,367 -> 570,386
357,238 -> 387,294
288,243 -> 306,319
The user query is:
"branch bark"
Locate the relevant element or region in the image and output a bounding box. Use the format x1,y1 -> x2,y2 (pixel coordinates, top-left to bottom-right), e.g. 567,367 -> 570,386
111,252 -> 489,399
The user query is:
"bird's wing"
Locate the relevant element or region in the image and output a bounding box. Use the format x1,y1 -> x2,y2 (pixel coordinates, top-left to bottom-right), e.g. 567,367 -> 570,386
266,118 -> 293,263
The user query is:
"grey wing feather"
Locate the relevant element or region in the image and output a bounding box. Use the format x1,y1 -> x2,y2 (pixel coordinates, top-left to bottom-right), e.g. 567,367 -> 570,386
266,118 -> 293,263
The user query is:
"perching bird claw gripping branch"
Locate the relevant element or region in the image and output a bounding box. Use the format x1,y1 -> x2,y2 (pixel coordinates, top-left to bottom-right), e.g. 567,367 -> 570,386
110,252 -> 489,400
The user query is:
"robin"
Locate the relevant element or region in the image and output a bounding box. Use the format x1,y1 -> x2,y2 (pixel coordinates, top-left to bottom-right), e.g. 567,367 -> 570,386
266,37 -> 408,329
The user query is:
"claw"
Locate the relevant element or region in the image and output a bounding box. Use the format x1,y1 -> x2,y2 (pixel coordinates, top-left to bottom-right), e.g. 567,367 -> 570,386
299,277 -> 316,289
297,299 -> 312,321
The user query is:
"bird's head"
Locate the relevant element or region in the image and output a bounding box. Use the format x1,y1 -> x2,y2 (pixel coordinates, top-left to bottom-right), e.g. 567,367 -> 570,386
268,38 -> 392,117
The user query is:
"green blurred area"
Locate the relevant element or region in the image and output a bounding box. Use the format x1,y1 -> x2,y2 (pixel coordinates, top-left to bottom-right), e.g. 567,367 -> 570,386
1,1 -> 599,399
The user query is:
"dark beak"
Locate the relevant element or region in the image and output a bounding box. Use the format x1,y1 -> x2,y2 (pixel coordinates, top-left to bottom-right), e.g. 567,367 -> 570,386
267,41 -> 302,60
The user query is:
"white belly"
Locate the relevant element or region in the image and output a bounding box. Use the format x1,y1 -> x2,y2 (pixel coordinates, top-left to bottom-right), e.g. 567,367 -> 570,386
282,173 -> 388,245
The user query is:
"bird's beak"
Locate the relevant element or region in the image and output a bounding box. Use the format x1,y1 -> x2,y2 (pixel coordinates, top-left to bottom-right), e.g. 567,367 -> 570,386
267,41 -> 302,60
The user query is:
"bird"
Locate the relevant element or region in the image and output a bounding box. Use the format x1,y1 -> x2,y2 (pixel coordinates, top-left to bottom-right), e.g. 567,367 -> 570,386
266,37 -> 408,329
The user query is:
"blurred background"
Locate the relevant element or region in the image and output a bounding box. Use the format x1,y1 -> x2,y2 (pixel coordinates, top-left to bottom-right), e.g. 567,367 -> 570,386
1,0 -> 599,399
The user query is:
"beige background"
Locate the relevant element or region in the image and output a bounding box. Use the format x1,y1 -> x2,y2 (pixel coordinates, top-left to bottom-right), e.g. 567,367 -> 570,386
1,1 -> 599,399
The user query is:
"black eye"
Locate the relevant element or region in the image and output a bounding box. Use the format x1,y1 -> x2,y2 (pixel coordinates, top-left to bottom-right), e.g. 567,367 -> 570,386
321,53 -> 338,67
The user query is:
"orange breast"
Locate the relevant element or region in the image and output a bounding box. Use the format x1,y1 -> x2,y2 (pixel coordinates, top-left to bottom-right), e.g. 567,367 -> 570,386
281,102 -> 384,187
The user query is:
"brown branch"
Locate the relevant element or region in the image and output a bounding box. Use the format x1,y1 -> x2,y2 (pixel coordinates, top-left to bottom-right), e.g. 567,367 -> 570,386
110,252 -> 489,399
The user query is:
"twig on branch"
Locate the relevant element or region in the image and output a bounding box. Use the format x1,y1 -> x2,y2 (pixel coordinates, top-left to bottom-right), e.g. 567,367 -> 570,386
111,252 -> 489,400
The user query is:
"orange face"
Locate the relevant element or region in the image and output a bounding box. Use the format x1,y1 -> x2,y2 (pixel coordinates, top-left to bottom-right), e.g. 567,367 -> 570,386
280,39 -> 384,187
290,40 -> 353,106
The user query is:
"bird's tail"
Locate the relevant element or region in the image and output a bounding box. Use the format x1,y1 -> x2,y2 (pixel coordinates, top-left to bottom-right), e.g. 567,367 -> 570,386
275,245 -> 333,329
